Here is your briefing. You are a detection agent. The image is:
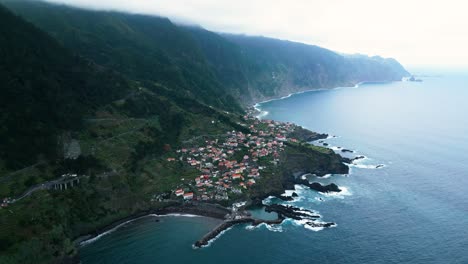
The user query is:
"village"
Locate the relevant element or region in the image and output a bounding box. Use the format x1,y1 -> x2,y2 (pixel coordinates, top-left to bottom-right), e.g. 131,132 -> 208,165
168,110 -> 301,202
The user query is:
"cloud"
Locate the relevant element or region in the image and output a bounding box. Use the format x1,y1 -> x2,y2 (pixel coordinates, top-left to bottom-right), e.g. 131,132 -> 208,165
42,0 -> 468,68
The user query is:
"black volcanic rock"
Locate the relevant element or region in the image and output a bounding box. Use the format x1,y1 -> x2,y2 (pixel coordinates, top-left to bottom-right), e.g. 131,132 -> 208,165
341,149 -> 354,153
308,182 -> 341,193
288,126 -> 328,142
295,179 -> 341,193
305,221 -> 335,228
276,195 -> 294,201
265,204 -> 320,220
343,155 -> 365,164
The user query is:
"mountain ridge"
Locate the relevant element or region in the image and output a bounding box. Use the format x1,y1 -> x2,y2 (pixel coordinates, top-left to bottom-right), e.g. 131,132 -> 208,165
2,0 -> 409,106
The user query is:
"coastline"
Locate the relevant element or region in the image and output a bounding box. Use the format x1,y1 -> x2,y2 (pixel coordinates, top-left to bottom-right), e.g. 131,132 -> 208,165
77,82 -> 371,251
253,81 -> 397,119
75,202 -> 230,246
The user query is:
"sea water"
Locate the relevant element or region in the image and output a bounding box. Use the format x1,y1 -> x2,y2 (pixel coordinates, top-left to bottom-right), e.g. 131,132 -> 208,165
81,71 -> 468,264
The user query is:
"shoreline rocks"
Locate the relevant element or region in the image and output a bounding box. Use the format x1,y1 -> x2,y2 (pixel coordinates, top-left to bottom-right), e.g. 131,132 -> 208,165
265,204 -> 320,220
288,126 -> 328,142
295,179 -> 341,193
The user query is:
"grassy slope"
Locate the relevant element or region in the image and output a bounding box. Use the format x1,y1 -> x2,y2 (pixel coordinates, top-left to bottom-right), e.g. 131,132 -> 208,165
0,4 -> 246,263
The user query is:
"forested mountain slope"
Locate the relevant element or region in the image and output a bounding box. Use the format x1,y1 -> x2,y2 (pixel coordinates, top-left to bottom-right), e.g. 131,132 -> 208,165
3,0 -> 408,105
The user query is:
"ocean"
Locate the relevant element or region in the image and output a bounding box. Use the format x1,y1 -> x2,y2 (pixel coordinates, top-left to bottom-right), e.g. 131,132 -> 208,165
80,71 -> 468,264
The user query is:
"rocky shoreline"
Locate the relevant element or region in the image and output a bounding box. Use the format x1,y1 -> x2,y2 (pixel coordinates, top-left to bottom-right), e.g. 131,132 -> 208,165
75,115 -> 357,254
295,179 -> 342,193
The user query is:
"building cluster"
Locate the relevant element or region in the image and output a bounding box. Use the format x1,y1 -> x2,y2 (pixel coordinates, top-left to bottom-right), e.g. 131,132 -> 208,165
169,112 -> 300,202
1,197 -> 13,208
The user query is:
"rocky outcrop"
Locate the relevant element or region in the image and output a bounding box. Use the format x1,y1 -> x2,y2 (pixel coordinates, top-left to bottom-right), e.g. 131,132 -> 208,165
288,127 -> 328,142
295,180 -> 342,193
342,155 -> 365,164
265,204 -> 319,220
281,143 -> 349,177
265,204 -> 335,229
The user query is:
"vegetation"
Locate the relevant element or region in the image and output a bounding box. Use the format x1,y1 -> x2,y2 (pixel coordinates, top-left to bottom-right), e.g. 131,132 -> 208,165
0,1 -> 409,263
3,0 -> 408,106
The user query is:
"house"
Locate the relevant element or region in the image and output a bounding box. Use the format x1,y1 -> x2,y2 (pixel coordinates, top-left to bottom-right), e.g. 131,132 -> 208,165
275,135 -> 287,141
175,189 -> 184,196
183,192 -> 194,200
232,174 -> 242,180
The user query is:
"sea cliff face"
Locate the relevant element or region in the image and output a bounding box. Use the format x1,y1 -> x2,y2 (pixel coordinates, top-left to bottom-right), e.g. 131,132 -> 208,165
3,0 -> 409,108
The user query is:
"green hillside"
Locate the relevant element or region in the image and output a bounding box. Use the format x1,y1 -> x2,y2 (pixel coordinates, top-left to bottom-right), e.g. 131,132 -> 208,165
0,5 -> 247,263
3,0 -> 408,105
1,0 -> 242,112
0,4 -> 131,168
0,1 -> 410,263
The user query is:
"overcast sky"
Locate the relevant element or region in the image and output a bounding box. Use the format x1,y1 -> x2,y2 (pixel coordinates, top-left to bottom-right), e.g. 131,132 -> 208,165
43,0 -> 468,68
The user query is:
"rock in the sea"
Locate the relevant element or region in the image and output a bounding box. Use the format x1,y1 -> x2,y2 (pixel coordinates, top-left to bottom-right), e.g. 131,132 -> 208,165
308,182 -> 341,193
291,192 -> 298,197
295,179 -> 341,193
277,195 -> 294,201
305,221 -> 335,228
341,149 -> 354,153
323,143 -> 329,146
344,155 -> 365,164
265,204 -> 320,220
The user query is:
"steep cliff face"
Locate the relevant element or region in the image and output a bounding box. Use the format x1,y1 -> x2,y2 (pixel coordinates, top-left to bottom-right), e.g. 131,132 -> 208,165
3,0 -> 409,106
197,33 -> 410,103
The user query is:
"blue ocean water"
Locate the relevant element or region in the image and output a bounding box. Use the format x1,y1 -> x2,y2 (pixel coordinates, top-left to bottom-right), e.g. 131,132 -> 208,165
80,72 -> 468,264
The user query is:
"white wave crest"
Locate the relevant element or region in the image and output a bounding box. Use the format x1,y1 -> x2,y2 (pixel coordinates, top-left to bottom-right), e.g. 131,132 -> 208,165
156,214 -> 201,218
349,163 -> 385,169
319,174 -> 332,179
284,218 -> 335,232
319,186 -> 352,199
79,215 -> 151,246
193,226 -> 234,249
246,223 -> 283,232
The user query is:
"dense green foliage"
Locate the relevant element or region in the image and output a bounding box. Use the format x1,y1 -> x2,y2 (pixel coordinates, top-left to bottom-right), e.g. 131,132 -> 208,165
1,0 -> 242,112
0,1 -> 410,263
3,0 -> 408,106
0,5 -> 130,168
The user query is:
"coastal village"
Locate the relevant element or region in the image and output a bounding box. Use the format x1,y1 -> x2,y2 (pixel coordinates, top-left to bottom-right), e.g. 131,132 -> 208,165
167,109 -> 301,202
